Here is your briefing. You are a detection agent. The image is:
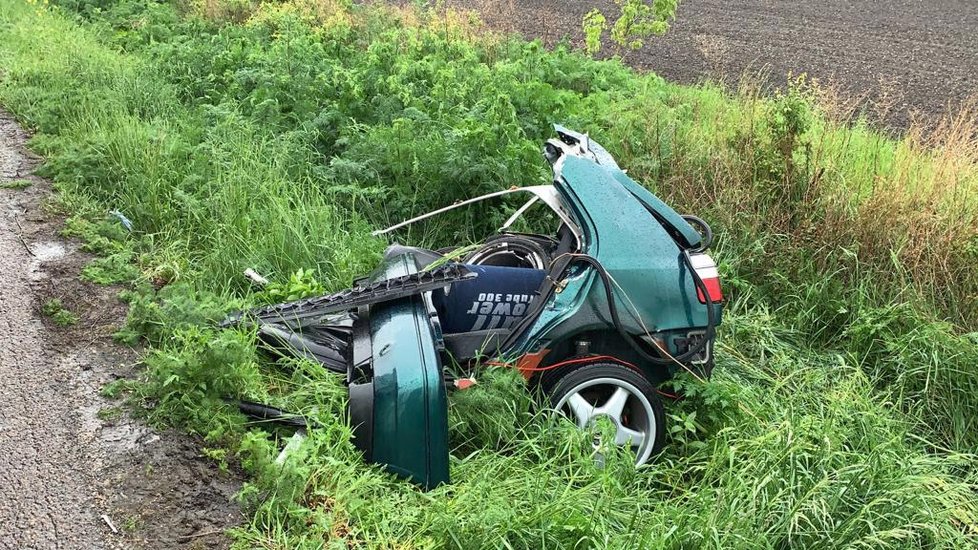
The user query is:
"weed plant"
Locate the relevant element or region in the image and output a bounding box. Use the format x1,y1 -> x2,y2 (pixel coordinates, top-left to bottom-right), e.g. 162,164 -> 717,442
1,0 -> 976,547
0,178 -> 32,189
41,297 -> 79,326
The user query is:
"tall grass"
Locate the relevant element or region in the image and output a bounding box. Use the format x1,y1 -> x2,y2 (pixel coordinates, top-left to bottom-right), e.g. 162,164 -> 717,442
1,0 -> 976,547
2,1 -> 383,292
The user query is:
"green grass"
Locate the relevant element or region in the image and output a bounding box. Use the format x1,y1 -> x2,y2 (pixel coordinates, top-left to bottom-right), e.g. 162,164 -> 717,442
96,405 -> 123,421
41,297 -> 79,326
1,0 -> 977,547
0,178 -> 32,189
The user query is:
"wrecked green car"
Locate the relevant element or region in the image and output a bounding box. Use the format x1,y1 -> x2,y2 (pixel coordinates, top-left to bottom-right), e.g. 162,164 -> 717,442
226,126 -> 723,488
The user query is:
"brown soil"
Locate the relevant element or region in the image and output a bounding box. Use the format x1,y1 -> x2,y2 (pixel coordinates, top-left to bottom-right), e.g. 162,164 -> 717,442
426,0 -> 978,131
0,109 -> 244,549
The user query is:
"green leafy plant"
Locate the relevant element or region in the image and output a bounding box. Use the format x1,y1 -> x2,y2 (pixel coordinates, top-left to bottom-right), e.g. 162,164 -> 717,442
122,516 -> 140,533
582,10 -> 607,57
583,0 -> 681,57
96,406 -> 123,421
81,251 -> 141,285
100,378 -> 135,399
0,178 -> 32,189
202,446 -> 231,474
41,298 -> 79,326
61,215 -> 131,255
257,268 -> 326,303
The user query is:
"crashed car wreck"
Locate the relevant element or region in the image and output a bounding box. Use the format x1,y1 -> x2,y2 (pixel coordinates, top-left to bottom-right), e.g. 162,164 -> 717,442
224,126 -> 723,489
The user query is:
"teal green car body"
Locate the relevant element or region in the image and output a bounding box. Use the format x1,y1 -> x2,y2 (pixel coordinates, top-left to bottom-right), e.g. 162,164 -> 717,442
361,254 -> 450,488
505,154 -> 721,383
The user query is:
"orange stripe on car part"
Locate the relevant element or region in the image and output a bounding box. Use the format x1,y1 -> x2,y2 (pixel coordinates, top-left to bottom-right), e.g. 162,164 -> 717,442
516,349 -> 550,379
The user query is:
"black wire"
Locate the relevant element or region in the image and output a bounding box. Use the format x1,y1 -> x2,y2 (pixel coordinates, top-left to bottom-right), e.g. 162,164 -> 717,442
681,215 -> 713,253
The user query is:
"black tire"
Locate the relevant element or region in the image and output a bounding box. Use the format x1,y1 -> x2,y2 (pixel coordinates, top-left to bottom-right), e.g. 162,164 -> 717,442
545,362 -> 666,465
536,354 -> 595,397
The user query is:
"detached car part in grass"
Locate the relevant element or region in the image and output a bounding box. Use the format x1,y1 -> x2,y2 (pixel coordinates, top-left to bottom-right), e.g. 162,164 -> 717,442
225,127 -> 723,488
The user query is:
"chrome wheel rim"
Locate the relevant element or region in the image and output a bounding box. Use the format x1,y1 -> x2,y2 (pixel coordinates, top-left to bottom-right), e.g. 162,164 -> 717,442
554,377 -> 656,466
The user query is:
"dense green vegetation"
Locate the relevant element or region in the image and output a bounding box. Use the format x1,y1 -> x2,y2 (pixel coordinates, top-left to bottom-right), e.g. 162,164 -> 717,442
1,0 -> 977,546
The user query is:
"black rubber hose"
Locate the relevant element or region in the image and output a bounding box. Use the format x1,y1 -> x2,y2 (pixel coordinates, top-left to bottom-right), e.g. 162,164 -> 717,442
234,399 -> 318,429
681,215 -> 713,253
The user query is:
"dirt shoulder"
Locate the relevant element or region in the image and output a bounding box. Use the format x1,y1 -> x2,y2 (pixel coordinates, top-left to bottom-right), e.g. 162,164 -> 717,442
434,0 -> 978,131
0,110 -> 243,549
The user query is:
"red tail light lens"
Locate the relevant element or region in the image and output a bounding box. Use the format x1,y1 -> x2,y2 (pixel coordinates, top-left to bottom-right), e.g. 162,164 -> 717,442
697,277 -> 724,304
689,253 -> 723,304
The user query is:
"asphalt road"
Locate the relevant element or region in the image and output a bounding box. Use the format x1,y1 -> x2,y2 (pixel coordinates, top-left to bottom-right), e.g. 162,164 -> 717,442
0,112 -> 107,549
438,0 -> 978,130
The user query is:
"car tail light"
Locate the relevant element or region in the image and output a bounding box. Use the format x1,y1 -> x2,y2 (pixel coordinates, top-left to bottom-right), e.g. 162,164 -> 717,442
689,253 -> 723,304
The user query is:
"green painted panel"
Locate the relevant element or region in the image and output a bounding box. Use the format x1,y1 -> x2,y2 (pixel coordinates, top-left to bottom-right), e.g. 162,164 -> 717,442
511,155 -> 715,356
368,254 -> 450,489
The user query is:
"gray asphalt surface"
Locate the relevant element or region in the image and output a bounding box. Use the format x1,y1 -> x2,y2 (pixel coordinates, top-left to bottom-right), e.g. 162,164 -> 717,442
439,0 -> 978,129
0,113 -> 106,548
